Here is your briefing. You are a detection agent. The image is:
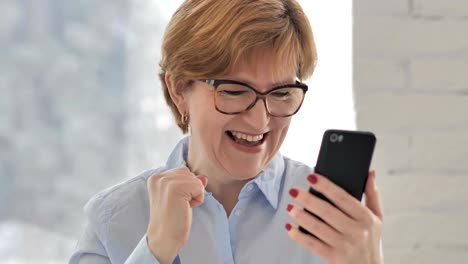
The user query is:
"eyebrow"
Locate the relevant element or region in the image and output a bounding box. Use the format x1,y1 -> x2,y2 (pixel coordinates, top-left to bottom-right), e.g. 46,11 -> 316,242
226,77 -> 296,88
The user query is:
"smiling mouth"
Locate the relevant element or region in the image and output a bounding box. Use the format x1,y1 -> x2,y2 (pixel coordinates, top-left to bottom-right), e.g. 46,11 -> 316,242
226,131 -> 268,147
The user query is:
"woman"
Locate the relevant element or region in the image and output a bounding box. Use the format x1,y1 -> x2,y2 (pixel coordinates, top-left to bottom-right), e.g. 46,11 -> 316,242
69,0 -> 383,263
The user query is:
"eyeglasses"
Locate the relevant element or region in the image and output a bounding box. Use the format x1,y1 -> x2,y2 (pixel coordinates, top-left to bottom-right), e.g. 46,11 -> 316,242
200,79 -> 308,117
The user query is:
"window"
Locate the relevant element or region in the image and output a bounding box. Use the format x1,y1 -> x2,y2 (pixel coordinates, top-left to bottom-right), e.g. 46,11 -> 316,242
0,1 -> 353,262
281,1 -> 355,164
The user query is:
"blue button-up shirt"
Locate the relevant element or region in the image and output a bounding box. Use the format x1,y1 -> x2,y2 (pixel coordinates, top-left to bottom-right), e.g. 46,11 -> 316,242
69,137 -> 325,264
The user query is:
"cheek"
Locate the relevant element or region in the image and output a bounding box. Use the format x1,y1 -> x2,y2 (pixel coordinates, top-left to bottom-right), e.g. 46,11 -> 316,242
270,119 -> 291,147
190,105 -> 231,143
188,94 -> 216,129
275,118 -> 291,136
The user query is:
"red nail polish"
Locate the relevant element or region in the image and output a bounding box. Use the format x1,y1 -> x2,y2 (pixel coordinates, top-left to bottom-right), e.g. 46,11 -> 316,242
287,204 -> 293,212
307,174 -> 318,184
289,188 -> 298,198
285,223 -> 292,231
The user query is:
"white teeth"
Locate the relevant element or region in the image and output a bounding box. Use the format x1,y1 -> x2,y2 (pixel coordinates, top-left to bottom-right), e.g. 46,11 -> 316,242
231,131 -> 264,142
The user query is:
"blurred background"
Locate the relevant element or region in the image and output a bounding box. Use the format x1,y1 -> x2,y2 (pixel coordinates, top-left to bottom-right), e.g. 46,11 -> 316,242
0,0 -> 352,263
0,1 -> 184,263
0,0 -> 467,263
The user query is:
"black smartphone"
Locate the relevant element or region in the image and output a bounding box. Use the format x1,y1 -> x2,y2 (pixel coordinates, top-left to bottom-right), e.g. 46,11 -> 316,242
299,129 -> 376,236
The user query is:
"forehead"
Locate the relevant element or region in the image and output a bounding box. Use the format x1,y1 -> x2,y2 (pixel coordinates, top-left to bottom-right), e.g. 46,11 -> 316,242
227,48 -> 297,86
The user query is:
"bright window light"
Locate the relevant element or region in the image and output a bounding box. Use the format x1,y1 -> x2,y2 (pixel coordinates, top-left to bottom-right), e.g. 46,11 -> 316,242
281,1 -> 354,165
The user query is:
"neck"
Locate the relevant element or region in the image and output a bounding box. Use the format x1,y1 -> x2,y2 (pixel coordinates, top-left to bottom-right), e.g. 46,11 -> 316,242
206,177 -> 248,216
187,144 -> 249,216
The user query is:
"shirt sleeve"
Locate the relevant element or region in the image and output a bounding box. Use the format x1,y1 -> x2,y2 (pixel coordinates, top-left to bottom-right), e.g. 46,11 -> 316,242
69,193 -> 113,264
68,229 -> 164,264
125,236 -> 181,264
68,193 -> 169,264
68,218 -> 111,264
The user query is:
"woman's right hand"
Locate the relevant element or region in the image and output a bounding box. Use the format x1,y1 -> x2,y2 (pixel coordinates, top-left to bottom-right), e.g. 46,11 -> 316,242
146,167 -> 208,264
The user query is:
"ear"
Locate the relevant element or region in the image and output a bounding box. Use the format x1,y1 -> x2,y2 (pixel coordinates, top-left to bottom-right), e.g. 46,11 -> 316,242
165,72 -> 189,115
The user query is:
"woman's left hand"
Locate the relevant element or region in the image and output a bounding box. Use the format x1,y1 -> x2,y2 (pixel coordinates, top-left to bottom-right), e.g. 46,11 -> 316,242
286,171 -> 384,264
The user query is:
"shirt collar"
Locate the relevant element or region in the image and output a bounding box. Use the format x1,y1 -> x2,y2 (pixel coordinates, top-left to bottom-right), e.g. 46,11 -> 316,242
165,136 -> 190,168
165,136 -> 285,210
250,152 -> 285,210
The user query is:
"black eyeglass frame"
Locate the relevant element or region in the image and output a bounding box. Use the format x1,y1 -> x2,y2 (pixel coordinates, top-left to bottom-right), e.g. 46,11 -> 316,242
201,79 -> 308,117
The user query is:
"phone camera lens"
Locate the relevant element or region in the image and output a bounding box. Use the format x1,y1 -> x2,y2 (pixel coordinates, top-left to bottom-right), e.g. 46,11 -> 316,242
330,133 -> 344,143
330,133 -> 339,143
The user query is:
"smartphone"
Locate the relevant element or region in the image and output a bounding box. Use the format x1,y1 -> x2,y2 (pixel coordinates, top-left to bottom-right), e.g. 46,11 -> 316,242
299,129 -> 376,236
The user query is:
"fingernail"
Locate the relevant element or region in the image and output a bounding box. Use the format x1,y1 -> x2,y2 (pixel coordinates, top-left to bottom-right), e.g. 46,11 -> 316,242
289,188 -> 298,198
287,204 -> 293,212
307,174 -> 318,184
285,223 -> 292,231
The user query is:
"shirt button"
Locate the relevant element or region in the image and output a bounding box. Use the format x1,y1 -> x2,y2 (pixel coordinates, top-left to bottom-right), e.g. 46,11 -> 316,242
235,209 -> 242,216
247,184 -> 253,191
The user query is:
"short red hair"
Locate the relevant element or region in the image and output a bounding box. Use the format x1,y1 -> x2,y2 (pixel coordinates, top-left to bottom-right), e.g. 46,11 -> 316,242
159,0 -> 317,133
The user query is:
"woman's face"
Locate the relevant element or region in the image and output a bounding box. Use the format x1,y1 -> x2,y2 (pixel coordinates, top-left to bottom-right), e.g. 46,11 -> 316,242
185,50 -> 296,181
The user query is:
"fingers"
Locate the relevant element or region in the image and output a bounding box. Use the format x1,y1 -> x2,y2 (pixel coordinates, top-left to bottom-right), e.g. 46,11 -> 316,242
306,173 -> 368,221
148,168 -> 207,208
191,176 -> 208,207
197,175 -> 209,188
286,172 -> 385,263
166,177 -> 206,206
364,171 -> 384,220
289,187 -> 358,235
287,203 -> 341,246
285,223 -> 332,260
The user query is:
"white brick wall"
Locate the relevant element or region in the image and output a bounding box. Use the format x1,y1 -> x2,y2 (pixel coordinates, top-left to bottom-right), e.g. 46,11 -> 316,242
413,0 -> 468,18
354,59 -> 407,92
354,17 -> 468,59
357,95 -> 468,132
410,59 -> 468,92
354,1 -> 468,263
354,0 -> 409,16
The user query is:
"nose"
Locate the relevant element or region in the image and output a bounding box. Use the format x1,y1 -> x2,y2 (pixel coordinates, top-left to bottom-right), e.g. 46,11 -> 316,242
241,98 -> 270,130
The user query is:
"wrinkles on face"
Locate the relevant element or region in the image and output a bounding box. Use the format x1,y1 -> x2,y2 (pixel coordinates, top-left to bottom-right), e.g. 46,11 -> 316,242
186,48 -> 296,194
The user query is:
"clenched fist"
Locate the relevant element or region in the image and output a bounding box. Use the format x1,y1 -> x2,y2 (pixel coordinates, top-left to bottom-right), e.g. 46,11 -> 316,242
146,167 -> 208,264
